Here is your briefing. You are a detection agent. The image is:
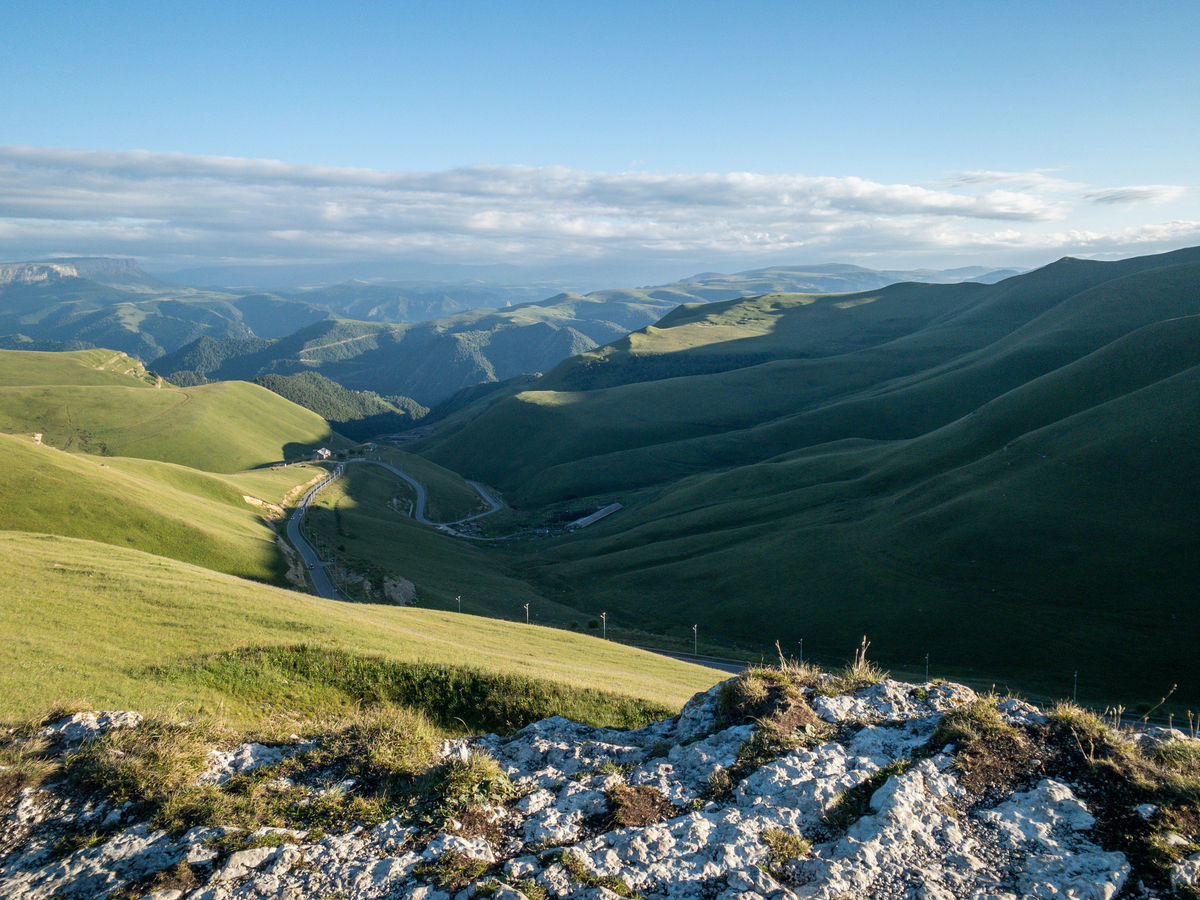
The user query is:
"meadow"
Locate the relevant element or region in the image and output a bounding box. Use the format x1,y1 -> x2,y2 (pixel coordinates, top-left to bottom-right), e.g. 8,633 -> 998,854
0,531 -> 721,727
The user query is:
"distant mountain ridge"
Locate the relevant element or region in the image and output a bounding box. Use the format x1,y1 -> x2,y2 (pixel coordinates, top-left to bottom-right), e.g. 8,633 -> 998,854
148,261 -> 1023,406
0,258 -> 327,361
0,257 -> 155,286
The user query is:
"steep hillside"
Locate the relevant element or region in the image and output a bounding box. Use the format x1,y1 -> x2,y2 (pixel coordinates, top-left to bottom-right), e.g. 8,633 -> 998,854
253,372 -> 427,439
421,248 -> 1200,497
410,246 -> 1200,705
0,349 -> 350,471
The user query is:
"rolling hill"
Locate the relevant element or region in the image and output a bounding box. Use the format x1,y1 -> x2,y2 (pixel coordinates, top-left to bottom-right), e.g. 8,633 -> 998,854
0,432 -> 319,583
0,531 -> 720,724
409,246 -> 1200,707
149,263 -> 1021,407
0,348 -> 351,472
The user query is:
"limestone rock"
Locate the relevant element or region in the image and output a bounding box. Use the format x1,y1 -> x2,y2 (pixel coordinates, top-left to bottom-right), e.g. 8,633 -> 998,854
0,680 -> 1145,900
38,710 -> 143,745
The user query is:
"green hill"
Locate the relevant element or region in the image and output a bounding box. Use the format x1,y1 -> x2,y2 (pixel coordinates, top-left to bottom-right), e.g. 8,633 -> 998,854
0,433 -> 322,583
253,372 -> 427,439
0,349 -> 351,471
420,248 -> 1200,501
0,531 -> 721,725
406,246 -> 1200,708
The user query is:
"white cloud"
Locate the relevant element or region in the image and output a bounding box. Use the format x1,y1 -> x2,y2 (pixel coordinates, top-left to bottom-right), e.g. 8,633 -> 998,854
1083,185 -> 1187,205
943,169 -> 1087,193
0,146 -> 1194,270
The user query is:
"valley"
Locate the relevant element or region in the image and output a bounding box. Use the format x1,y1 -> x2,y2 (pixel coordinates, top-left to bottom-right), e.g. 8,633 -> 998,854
2,248 -> 1197,716
251,247 -> 1199,713
3,248 -> 1199,900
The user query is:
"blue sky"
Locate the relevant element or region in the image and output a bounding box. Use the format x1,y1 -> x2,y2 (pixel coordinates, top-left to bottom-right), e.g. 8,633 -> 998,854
2,0 -> 1197,280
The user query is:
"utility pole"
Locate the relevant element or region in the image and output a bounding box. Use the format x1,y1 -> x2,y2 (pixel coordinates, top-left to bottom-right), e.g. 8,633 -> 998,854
799,638 -> 803,665
601,612 -> 607,640
523,603 -> 529,624
1073,670 -> 1078,703
456,595 -> 461,614
692,624 -> 698,655
925,653 -> 930,682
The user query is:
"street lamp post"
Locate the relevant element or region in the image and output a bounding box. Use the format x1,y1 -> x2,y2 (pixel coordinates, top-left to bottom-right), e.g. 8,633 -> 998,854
692,624 -> 698,655
601,612 -> 607,640
456,595 -> 461,613
799,638 -> 803,665
524,603 -> 530,624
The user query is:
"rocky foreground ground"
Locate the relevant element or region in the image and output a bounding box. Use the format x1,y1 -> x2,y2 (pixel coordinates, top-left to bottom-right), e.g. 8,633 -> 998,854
3,671 -> 1200,900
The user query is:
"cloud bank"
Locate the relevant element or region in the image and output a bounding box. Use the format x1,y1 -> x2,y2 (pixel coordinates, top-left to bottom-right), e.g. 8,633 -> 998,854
0,146 -> 1194,271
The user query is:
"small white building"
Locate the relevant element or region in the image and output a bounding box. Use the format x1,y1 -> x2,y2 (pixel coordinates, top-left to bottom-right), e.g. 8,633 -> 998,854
313,447 -> 332,460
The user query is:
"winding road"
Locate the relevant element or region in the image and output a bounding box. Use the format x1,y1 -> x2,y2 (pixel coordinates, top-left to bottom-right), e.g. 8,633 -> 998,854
285,464 -> 348,600
285,458 -> 502,600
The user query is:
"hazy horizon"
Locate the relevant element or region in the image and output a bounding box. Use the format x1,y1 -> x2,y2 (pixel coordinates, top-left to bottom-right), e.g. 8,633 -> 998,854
2,2 -> 1196,283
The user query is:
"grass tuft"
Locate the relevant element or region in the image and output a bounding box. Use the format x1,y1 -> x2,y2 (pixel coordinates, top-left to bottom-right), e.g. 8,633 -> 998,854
554,849 -> 642,899
410,752 -> 514,833
817,636 -> 889,696
412,850 -> 491,891
707,662 -> 832,798
760,826 -> 811,879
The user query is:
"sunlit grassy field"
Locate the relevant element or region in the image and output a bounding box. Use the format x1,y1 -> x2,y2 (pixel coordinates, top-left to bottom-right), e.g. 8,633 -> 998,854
0,532 -> 723,727
0,348 -> 351,472
0,433 -> 328,582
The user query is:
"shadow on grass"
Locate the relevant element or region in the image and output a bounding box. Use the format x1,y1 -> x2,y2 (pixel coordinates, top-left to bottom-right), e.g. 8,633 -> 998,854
150,644 -> 676,734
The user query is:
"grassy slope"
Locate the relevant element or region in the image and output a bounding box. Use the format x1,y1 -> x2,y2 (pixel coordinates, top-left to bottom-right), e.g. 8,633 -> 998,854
0,433 -> 326,583
0,532 -> 722,725
405,248 -> 1200,708
372,446 -> 490,523
302,463 -> 553,618
0,349 -> 351,472
529,352 -> 1200,706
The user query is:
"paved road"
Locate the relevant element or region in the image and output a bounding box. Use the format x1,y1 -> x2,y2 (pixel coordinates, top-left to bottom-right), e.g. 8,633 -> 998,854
348,459 -> 434,523
285,464 -> 347,600
286,458 -> 504,599
459,480 -> 503,523
629,645 -> 749,674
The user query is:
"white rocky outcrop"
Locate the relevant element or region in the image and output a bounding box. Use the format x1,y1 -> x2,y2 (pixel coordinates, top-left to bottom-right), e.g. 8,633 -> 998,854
0,680 -> 1169,899
38,711 -> 143,746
